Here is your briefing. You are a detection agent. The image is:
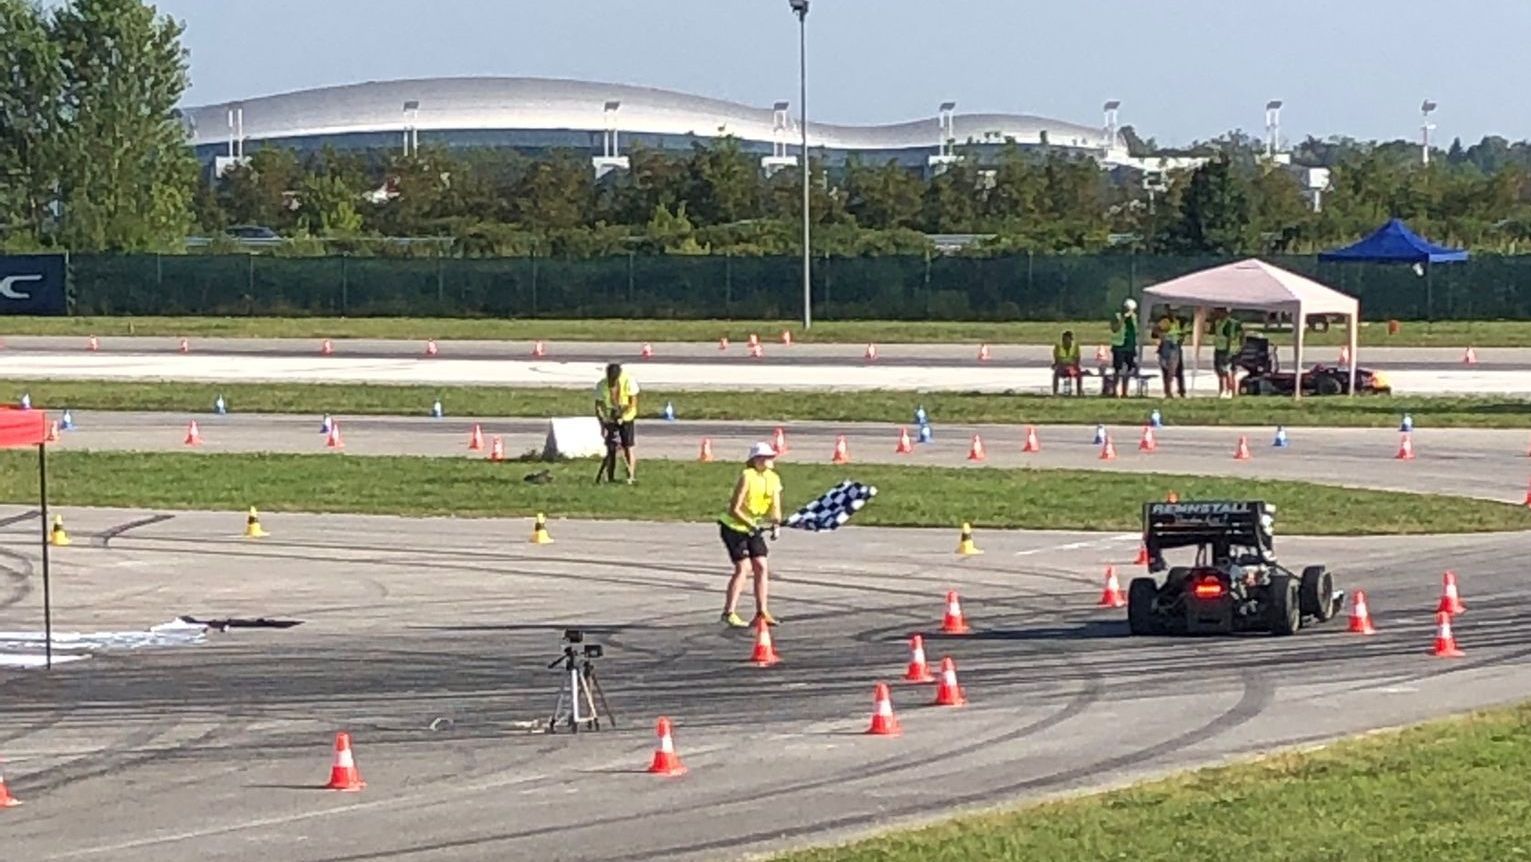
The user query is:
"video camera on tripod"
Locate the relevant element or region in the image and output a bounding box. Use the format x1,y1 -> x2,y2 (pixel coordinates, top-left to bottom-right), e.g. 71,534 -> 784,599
547,629 -> 614,733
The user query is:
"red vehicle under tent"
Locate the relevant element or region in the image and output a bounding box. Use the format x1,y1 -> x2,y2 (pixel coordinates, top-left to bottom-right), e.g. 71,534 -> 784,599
0,407 -> 59,668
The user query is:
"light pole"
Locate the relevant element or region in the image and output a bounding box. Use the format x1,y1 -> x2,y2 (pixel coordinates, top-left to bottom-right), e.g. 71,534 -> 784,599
789,0 -> 810,330
1420,99 -> 1437,166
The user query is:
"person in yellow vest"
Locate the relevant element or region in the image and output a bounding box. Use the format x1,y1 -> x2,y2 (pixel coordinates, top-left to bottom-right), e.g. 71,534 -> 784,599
1211,308 -> 1246,399
1051,329 -> 1082,395
1153,308 -> 1187,398
719,441 -> 784,628
593,362 -> 640,484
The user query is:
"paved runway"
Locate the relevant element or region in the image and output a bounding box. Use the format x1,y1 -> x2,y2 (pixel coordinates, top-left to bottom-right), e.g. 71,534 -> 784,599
45,410 -> 1531,504
3,509 -> 1531,862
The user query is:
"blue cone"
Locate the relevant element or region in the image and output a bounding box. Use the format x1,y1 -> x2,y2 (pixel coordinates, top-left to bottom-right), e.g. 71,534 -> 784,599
1093,424 -> 1106,445
1149,409 -> 1163,428
1273,426 -> 1289,448
431,399 -> 444,418
663,401 -> 676,421
914,406 -> 928,426
1399,413 -> 1413,433
917,423 -> 933,444
19,393 -> 30,411
214,395 -> 227,415
60,409 -> 75,431
320,414 -> 333,434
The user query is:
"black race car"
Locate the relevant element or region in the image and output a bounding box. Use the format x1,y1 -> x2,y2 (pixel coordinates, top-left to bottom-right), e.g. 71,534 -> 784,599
1127,500 -> 1345,637
1233,334 -> 1392,396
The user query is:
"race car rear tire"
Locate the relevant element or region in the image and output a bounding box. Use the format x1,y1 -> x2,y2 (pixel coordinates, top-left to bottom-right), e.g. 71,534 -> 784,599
1127,578 -> 1162,636
1269,574 -> 1301,636
1301,565 -> 1336,621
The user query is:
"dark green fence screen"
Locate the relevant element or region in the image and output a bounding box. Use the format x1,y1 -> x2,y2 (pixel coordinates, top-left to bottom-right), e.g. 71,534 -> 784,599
61,253 -> 1531,320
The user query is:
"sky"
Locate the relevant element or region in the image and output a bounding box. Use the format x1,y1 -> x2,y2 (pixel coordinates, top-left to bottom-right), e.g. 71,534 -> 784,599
147,0 -> 1531,147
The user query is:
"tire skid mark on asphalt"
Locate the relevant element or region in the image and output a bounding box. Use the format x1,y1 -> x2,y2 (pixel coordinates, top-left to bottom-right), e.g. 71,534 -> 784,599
91,513 -> 176,548
13,717 -> 187,795
0,546 -> 36,610
0,509 -> 40,530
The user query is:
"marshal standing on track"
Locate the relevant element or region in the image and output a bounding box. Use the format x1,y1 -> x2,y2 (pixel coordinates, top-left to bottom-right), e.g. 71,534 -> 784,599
593,362 -> 640,485
719,442 -> 784,629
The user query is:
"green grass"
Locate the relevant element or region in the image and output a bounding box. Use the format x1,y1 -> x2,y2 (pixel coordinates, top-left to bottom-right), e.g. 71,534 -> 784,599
775,703 -> 1531,862
0,315 -> 1524,346
2,451 -> 1524,534
7,379 -> 1531,428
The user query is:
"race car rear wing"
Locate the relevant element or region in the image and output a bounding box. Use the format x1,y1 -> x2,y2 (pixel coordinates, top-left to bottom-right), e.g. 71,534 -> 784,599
1142,500 -> 1276,561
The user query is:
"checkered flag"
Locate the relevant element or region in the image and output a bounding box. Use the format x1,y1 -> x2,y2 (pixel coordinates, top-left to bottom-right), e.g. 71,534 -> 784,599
785,481 -> 878,533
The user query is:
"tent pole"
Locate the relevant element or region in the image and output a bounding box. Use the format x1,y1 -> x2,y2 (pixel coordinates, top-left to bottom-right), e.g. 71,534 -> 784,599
38,442 -> 51,671
1348,312 -> 1359,397
1293,308 -> 1304,402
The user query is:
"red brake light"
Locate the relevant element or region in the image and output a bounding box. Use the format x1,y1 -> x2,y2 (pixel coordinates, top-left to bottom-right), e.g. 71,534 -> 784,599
1192,577 -> 1225,599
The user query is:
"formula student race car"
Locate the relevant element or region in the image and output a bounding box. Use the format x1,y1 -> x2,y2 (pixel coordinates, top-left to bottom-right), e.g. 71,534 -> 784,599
1233,334 -> 1392,396
1127,500 -> 1345,637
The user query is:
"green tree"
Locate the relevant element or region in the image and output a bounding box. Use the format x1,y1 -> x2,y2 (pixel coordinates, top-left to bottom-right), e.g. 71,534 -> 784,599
843,159 -> 925,230
51,0 -> 197,250
1159,157 -> 1251,254
296,172 -> 362,235
509,151 -> 592,232
0,0 -> 63,247
682,137 -> 760,226
218,147 -> 300,230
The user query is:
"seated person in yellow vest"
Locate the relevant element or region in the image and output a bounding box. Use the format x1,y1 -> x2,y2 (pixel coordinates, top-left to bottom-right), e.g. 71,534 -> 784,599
1051,330 -> 1082,395
1109,298 -> 1140,397
1152,309 -> 1187,398
1211,309 -> 1246,399
593,363 -> 640,483
719,442 -> 784,629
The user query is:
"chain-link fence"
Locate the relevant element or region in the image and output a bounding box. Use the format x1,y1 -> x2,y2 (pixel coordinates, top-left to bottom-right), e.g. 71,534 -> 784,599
61,252 -> 1531,320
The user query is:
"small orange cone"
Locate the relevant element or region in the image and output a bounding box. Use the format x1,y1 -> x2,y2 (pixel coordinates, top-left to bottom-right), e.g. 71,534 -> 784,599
1134,543 -> 1149,566
866,683 -> 901,736
772,426 -> 789,455
1348,590 -> 1376,634
488,435 -> 505,462
967,434 -> 986,461
1098,566 -> 1127,608
932,657 -> 967,707
1463,346 -> 1477,365
749,616 -> 780,667
647,717 -> 687,776
1522,478 -> 1531,507
326,421 -> 344,450
904,634 -> 935,682
1022,425 -> 1041,453
324,732 -> 365,791
184,420 -> 202,447
864,343 -> 878,361
1166,490 -> 1179,503
718,337 -> 729,352
977,344 -> 991,362
1099,435 -> 1117,461
1431,612 -> 1465,658
1436,570 -> 1466,615
1234,436 -> 1252,461
748,333 -> 760,348
87,336 -> 99,352
640,342 -> 653,359
178,337 -> 189,353
1139,425 -> 1157,453
698,437 -> 715,462
425,340 -> 439,357
468,423 -> 484,451
748,342 -> 764,359
832,434 -> 851,465
1396,433 -> 1415,460
45,421 -> 58,443
940,590 -> 971,634
895,427 -> 913,454
531,340 -> 546,358
0,759 -> 22,808
320,339 -> 334,356
781,330 -> 793,346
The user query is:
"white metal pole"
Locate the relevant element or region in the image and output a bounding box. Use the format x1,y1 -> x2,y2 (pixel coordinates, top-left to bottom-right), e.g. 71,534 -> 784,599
797,2 -> 811,330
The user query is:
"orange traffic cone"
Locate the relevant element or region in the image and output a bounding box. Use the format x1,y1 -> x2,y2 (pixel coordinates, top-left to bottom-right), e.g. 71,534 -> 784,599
698,437 -> 715,462
1166,490 -> 1180,503
488,435 -> 505,462
647,717 -> 687,776
1431,612 -> 1465,657
324,732 -> 365,791
940,590 -> 971,634
718,337 -> 729,352
45,421 -> 58,443
1522,479 -> 1531,507
904,634 -> 935,682
1396,434 -> 1415,460
87,335 -> 99,352
1098,566 -> 1127,608
1348,590 -> 1376,635
831,434 -> 851,465
895,427 -> 913,454
748,333 -> 760,348
781,330 -> 793,346
864,343 -> 878,361
326,421 -> 344,450
932,657 -> 967,707
866,683 -> 901,736
640,342 -> 653,359
1437,570 -> 1466,615
749,616 -> 780,666
1099,435 -> 1117,460
531,340 -> 546,358
1463,346 -> 1477,365
178,337 -> 189,353
468,423 -> 484,451
748,342 -> 764,359
0,759 -> 21,808
1139,425 -> 1157,452
320,339 -> 334,356
1022,425 -> 1041,453
772,426 -> 788,455
1234,436 -> 1252,461
425,340 -> 439,357
967,434 -> 986,461
1134,543 -> 1149,565
977,344 -> 991,362
184,420 -> 202,447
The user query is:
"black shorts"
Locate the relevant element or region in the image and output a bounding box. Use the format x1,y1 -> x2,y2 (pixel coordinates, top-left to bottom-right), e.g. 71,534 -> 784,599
1112,347 -> 1137,375
719,523 -> 767,563
605,420 -> 635,448
1213,350 -> 1232,375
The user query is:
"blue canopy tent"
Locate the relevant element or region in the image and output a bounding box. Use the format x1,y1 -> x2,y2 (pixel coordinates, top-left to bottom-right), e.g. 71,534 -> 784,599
1318,219 -> 1468,320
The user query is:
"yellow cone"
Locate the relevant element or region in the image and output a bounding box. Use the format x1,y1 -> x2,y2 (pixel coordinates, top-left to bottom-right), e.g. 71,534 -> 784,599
49,515 -> 70,547
245,506 -> 268,539
531,512 -> 554,545
956,522 -> 982,556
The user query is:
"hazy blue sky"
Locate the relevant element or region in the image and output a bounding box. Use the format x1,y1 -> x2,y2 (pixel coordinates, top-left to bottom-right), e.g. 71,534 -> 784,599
150,0 -> 1531,146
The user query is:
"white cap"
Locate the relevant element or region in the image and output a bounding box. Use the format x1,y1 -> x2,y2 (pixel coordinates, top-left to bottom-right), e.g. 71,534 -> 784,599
1123,298 -> 1138,313
747,442 -> 777,461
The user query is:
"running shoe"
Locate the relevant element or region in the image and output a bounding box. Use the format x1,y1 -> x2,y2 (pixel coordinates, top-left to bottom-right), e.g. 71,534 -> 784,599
721,611 -> 748,628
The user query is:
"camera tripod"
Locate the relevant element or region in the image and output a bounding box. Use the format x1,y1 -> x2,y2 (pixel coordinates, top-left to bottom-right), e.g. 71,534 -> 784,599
594,422 -> 622,484
547,648 -> 616,733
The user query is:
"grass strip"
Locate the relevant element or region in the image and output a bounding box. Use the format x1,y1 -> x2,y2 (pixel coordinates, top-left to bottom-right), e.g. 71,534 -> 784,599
4,379 -> 1531,429
0,451 -> 1523,535
775,703 -> 1531,862
0,315 -> 1521,346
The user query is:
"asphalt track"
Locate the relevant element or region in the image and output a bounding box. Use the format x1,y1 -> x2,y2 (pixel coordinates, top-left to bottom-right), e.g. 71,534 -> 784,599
3,508 -> 1531,862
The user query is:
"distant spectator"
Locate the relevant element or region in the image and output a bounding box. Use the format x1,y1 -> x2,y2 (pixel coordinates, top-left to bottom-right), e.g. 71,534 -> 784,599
1052,330 -> 1082,395
1153,308 -> 1187,398
1212,308 -> 1246,399
1109,298 -> 1140,398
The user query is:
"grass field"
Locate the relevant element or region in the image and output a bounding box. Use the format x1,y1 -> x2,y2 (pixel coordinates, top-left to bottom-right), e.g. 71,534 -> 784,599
775,703 -> 1531,862
1,451 -> 1525,534
0,315 -> 1523,346
6,379 -> 1531,428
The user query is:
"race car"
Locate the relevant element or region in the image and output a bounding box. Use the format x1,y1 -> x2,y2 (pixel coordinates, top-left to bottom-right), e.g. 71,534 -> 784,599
1233,334 -> 1392,396
1127,500 -> 1345,637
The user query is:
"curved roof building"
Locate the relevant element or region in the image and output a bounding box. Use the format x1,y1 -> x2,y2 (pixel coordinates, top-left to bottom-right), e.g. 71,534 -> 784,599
183,77 -> 1129,171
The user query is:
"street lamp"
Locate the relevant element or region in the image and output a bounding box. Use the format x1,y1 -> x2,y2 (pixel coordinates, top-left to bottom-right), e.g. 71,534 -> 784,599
789,0 -> 810,330
1265,100 -> 1283,159
1420,99 -> 1437,166
402,100 -> 420,157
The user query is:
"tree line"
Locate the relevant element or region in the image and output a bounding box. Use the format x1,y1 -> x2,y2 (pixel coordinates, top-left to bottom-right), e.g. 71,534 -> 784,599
3,0 -> 1530,257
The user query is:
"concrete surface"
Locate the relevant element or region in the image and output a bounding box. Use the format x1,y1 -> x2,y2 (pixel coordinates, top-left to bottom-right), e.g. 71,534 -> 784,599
3,508 -> 1531,862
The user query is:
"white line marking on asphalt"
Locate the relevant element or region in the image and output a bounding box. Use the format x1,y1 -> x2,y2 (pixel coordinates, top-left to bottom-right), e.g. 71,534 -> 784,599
1014,534 -> 1138,557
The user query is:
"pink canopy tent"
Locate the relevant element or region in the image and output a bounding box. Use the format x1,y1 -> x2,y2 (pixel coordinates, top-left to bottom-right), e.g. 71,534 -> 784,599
1137,259 -> 1360,399
0,408 -> 58,668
